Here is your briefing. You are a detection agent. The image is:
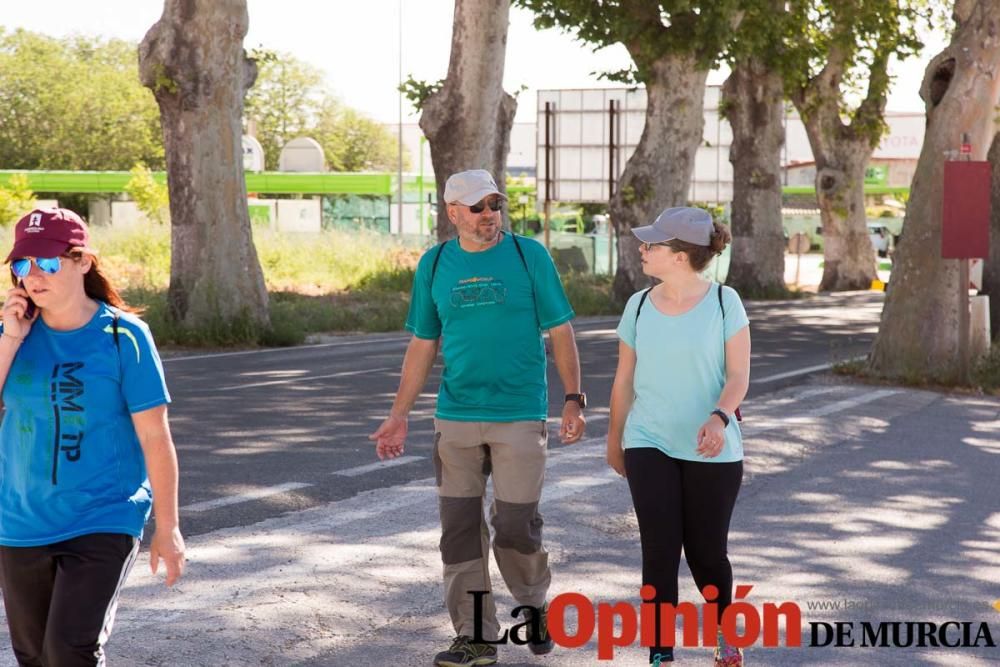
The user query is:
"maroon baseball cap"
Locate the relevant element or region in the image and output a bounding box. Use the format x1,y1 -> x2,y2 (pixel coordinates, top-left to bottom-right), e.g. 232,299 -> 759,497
5,208 -> 91,263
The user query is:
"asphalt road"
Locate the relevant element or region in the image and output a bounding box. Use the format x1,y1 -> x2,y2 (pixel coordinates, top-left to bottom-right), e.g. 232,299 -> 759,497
164,291 -> 885,538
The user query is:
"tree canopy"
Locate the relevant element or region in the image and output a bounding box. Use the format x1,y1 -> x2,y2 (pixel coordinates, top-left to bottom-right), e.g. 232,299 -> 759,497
244,51 -> 408,172
0,31 -> 405,175
0,28 -> 164,171
515,0 -> 741,83
784,0 -> 927,144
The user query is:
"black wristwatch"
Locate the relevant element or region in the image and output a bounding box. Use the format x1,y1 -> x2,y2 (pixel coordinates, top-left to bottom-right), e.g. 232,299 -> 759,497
565,393 -> 587,409
710,409 -> 730,428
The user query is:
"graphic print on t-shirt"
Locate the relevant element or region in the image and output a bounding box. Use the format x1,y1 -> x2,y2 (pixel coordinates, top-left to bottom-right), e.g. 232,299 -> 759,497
50,361 -> 85,484
449,276 -> 507,309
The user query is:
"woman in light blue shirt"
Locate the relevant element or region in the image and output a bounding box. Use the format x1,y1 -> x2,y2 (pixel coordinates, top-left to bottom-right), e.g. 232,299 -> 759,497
607,207 -> 751,666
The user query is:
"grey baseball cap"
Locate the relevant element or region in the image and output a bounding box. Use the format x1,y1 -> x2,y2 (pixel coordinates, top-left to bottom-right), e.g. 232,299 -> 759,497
443,169 -> 508,205
632,206 -> 713,246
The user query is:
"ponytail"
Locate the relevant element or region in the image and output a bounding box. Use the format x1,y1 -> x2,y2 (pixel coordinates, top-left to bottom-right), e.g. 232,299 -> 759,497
83,255 -> 141,314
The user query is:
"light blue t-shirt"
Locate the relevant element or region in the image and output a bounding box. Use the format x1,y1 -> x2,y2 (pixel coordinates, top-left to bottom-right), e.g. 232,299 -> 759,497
616,283 -> 749,463
0,303 -> 170,546
406,232 -> 575,422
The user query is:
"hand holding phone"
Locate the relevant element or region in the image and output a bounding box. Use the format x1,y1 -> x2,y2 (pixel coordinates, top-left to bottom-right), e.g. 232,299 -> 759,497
19,281 -> 36,320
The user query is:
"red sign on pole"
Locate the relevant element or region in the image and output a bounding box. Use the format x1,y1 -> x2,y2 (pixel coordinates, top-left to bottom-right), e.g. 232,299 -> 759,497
942,161 -> 990,259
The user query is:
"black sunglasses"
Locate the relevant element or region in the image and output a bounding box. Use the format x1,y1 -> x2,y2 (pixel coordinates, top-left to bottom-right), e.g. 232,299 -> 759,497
469,198 -> 503,214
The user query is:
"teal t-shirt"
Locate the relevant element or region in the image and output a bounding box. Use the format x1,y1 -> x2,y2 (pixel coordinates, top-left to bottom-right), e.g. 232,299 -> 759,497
616,283 -> 749,463
0,303 -> 170,546
406,232 -> 575,422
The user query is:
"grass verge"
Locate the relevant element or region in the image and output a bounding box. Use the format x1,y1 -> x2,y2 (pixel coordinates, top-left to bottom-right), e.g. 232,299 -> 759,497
833,343 -> 1000,395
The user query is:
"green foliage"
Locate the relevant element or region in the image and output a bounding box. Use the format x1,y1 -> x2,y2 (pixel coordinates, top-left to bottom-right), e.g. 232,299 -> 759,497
248,228 -> 424,294
268,291 -> 412,339
595,66 -> 640,86
737,283 -> 809,300
399,75 -> 444,110
972,344 -> 1000,394
134,289 -> 273,346
247,46 -> 278,67
0,220 -> 628,346
0,29 -> 164,171
0,173 -> 35,227
561,272 -> 620,316
86,225 -> 172,292
506,173 -> 538,231
514,1 -> 742,80
245,51 -> 407,172
312,97 -> 408,172
124,163 -> 169,225
149,63 -> 178,96
243,51 -> 324,170
836,340 -> 1000,391
784,0 -> 930,146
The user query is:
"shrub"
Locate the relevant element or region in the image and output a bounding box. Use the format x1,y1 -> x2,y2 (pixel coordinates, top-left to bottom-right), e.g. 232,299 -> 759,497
0,174 -> 35,226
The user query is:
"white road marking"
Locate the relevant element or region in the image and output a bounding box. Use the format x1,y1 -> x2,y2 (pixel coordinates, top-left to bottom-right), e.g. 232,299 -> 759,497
798,389 -> 901,419
182,440 -> 606,516
181,482 -> 313,512
747,389 -> 901,430
163,335 -> 408,363
208,367 -> 394,391
752,356 -> 866,384
333,455 -> 425,477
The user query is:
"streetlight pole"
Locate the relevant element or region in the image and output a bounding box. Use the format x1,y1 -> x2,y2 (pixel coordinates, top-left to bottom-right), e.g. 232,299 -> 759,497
397,0 -> 404,235
518,193 -> 529,235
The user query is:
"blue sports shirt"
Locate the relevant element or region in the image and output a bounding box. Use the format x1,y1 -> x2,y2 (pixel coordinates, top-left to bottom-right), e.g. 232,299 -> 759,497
0,302 -> 170,546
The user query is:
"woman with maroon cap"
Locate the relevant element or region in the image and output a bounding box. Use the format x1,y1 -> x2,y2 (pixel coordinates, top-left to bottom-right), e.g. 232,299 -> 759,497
0,208 -> 185,666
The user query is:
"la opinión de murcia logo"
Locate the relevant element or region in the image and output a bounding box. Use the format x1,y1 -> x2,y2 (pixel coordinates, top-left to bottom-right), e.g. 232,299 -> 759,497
468,587 -> 998,659
471,585 -> 801,659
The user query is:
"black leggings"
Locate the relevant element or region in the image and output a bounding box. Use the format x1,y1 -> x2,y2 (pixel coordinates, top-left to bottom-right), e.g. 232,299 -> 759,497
625,448 -> 743,647
0,533 -> 139,667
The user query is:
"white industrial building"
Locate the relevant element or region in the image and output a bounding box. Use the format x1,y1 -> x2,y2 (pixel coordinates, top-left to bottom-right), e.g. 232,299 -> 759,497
395,87 -> 925,207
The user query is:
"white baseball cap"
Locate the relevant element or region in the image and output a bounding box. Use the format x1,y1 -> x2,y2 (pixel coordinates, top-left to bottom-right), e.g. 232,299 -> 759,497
443,169 -> 508,205
632,207 -> 713,246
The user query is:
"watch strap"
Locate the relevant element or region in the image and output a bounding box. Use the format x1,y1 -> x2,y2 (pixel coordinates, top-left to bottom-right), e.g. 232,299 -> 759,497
711,409 -> 730,428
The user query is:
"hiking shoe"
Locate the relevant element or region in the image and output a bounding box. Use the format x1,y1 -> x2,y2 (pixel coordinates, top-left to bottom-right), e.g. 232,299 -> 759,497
525,602 -> 554,655
433,635 -> 498,667
650,647 -> 674,664
714,631 -> 743,666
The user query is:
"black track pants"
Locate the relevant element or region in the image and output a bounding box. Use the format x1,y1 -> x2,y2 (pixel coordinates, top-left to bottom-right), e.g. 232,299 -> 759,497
0,533 -> 139,667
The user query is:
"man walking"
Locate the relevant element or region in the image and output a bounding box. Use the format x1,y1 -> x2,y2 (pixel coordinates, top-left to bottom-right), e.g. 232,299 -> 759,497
370,169 -> 586,666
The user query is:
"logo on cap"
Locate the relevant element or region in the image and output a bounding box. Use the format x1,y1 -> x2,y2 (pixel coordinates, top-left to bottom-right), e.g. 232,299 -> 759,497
27,213 -> 43,232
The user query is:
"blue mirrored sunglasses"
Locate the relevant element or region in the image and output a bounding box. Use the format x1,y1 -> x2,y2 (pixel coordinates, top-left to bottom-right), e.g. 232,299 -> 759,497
11,256 -> 63,278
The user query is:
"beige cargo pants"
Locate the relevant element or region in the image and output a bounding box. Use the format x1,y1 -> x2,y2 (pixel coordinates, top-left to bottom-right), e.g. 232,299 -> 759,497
433,418 -> 551,641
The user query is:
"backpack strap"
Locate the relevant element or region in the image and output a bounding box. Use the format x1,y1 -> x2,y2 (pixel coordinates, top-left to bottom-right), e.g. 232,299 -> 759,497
509,232 -> 530,274
635,287 -> 653,330
110,308 -> 124,390
429,239 -> 449,286
716,283 -> 744,423
431,233 -> 532,285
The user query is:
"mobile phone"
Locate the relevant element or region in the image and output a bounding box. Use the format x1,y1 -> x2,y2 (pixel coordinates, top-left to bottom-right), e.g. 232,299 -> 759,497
19,281 -> 35,320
